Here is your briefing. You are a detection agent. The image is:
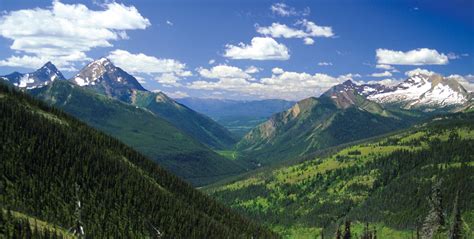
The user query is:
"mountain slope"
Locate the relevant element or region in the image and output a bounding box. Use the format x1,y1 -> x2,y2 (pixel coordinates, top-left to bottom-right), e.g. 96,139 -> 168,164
0,62 -> 65,89
362,73 -> 472,112
177,98 -> 295,138
129,90 -> 237,149
0,83 -> 277,238
71,58 -> 236,149
236,80 -> 415,166
29,80 -> 244,186
207,113 -> 474,238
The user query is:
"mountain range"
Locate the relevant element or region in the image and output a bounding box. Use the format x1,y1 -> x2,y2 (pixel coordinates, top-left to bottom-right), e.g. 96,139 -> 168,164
348,73 -> 472,112
208,112 -> 474,238
1,60 -> 242,186
234,75 -> 472,167
177,98 -> 295,138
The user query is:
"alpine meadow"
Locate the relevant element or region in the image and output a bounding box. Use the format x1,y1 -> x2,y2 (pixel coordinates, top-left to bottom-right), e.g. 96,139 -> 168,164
0,1 -> 473,238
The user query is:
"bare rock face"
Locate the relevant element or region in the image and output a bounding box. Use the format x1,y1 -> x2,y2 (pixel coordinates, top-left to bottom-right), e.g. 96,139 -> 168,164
72,58 -> 146,101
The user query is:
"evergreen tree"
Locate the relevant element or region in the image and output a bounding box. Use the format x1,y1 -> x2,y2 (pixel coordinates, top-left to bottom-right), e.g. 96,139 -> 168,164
449,190 -> 463,239
343,220 -> 351,239
335,225 -> 342,239
422,179 -> 445,239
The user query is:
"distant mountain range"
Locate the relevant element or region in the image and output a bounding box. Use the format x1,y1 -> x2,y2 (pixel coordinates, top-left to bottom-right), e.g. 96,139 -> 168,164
208,112 -> 474,238
345,73 -> 472,111
0,62 -> 65,89
177,98 -> 294,138
1,60 -> 241,185
235,75 -> 472,166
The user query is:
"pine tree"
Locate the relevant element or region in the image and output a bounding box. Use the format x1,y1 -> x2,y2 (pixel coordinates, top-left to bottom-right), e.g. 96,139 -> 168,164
449,190 -> 463,239
343,220 -> 351,239
422,179 -> 445,239
335,225 -> 342,239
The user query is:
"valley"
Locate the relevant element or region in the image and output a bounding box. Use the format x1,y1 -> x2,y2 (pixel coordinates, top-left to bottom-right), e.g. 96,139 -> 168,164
0,1 -> 472,237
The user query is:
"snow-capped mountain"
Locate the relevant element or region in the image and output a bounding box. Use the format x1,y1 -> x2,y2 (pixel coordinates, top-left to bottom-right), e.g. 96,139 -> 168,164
72,57 -> 146,100
0,62 -> 65,89
366,74 -> 471,111
322,74 -> 471,112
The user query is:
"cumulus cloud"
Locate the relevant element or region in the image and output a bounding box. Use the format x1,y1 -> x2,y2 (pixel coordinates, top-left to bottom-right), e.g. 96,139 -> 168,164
208,59 -> 216,65
297,19 -> 334,38
108,49 -> 191,76
367,78 -> 402,86
404,68 -> 436,77
448,74 -> 474,92
166,20 -> 173,26
164,91 -> 189,98
370,71 -> 392,77
256,20 -> 333,45
245,65 -> 261,74
224,37 -> 290,60
270,3 -> 309,17
0,1 -> 150,70
303,37 -> 315,45
375,64 -> 397,71
188,67 -> 360,100
376,48 -> 449,65
155,73 -> 182,87
198,64 -> 253,80
107,49 -> 191,87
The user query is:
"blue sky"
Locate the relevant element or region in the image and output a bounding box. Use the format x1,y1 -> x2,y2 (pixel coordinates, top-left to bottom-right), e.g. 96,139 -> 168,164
0,0 -> 473,100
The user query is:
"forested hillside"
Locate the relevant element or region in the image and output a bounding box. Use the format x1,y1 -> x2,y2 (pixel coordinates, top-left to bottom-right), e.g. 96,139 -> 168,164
207,113 -> 474,238
0,83 -> 277,238
235,85 -> 419,167
29,80 -> 245,186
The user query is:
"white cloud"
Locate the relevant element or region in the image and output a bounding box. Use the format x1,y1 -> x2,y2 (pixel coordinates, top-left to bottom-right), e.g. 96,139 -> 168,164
0,1 -> 150,70
188,68 -> 359,100
208,59 -> 216,65
297,19 -> 334,38
256,20 -> 333,45
367,78 -> 402,86
165,91 -> 189,98
272,67 -> 284,74
107,49 -> 191,76
257,23 -> 308,39
155,73 -> 181,87
375,64 -> 395,70
270,3 -> 309,17
224,37 -> 290,60
198,64 -> 252,80
303,37 -> 315,45
447,74 -> 474,92
318,62 -> 332,66
245,65 -> 261,74
370,71 -> 392,77
376,48 -> 449,65
166,20 -> 173,26
404,68 -> 436,77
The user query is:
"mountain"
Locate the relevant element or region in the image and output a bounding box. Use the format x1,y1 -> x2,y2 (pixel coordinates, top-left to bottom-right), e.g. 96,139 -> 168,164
235,80 -> 415,167
0,83 -> 277,238
207,113 -> 474,238
128,90 -> 237,149
72,58 -> 236,149
360,73 -> 472,112
0,62 -> 65,89
29,80 -> 244,186
177,98 -> 295,138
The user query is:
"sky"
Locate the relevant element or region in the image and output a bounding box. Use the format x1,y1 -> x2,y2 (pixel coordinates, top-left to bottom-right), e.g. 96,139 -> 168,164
0,0 -> 473,100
